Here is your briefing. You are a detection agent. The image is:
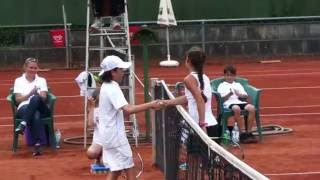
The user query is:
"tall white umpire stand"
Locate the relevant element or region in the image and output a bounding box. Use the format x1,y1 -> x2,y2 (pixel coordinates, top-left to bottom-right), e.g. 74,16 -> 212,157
84,0 -> 138,148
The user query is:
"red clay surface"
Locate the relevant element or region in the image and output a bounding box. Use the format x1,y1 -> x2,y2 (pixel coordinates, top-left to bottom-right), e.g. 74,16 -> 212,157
1,57 -> 320,180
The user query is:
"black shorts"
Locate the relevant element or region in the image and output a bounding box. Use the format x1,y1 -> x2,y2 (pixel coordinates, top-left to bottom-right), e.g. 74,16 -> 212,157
206,125 -> 220,144
228,103 -> 248,110
186,125 -> 221,153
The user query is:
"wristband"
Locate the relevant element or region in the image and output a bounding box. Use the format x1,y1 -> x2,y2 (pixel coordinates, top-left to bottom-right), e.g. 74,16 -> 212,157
199,122 -> 207,127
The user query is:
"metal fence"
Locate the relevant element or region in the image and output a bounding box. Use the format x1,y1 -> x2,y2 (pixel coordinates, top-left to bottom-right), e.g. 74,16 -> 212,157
1,16 -> 320,68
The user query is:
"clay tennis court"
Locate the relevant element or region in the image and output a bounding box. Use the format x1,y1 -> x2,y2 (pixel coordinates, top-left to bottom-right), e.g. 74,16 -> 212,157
0,57 -> 320,180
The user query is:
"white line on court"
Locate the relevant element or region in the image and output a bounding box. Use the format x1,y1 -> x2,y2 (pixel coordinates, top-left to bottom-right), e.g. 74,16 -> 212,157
134,69 -> 320,77
261,112 -> 320,117
0,81 -> 74,86
262,86 -> 320,90
0,121 -> 83,127
265,171 -> 320,176
0,148 -> 85,153
243,71 -> 320,77
1,70 -> 320,86
3,84 -> 315,101
261,105 -> 320,109
150,71 -> 320,80
0,77 -> 75,82
1,109 -> 320,122
0,95 -> 82,101
0,114 -> 84,120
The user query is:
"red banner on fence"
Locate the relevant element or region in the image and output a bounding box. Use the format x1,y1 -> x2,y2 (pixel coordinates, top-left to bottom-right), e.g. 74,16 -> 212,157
49,29 -> 65,47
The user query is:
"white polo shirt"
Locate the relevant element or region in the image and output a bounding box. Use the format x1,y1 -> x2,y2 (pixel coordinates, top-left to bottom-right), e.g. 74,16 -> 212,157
98,81 -> 128,149
13,74 -> 48,109
217,81 -> 248,108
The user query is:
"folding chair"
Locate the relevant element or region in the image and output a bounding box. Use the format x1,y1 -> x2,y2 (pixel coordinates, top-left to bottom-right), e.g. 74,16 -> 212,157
7,88 -> 57,152
210,77 -> 263,141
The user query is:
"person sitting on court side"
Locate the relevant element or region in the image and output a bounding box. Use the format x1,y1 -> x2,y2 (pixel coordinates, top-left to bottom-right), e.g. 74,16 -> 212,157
90,0 -> 124,29
86,88 -> 110,169
75,70 -> 96,97
159,46 -> 220,142
217,65 -> 258,144
14,57 -> 51,156
98,55 -> 159,180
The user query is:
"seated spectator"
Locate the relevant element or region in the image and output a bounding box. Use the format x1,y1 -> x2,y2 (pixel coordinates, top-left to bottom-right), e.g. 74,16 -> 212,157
14,57 -> 51,156
217,65 -> 257,144
90,0 -> 124,29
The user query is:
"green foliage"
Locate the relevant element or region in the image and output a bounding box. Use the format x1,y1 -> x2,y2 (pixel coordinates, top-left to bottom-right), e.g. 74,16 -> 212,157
0,28 -> 24,47
132,27 -> 158,44
0,25 -> 83,47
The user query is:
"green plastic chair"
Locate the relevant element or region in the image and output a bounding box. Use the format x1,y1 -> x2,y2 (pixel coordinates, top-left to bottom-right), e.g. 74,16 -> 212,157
7,89 -> 57,152
211,77 -> 263,141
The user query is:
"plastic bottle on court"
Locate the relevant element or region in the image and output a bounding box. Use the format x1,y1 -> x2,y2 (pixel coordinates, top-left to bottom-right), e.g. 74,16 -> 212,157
55,129 -> 61,149
223,129 -> 231,145
232,122 -> 240,145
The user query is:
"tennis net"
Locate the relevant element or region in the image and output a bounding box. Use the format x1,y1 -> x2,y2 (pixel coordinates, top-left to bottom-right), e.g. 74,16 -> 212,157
152,80 -> 268,180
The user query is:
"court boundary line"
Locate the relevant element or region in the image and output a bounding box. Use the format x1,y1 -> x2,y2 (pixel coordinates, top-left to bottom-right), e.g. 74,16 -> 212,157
0,121 -> 83,127
265,171 -> 320,176
1,111 -> 320,125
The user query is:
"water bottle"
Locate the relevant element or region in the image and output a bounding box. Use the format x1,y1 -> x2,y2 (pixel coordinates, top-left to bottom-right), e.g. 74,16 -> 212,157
232,122 -> 240,145
222,129 -> 231,145
55,129 -> 61,149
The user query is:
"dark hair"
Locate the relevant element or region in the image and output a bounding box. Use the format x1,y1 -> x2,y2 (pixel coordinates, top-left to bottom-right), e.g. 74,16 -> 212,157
224,65 -> 237,75
88,73 -> 92,87
186,46 -> 207,103
100,68 -> 118,83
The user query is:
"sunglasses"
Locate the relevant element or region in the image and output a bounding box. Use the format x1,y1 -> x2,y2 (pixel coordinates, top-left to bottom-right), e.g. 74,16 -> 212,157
25,58 -> 38,64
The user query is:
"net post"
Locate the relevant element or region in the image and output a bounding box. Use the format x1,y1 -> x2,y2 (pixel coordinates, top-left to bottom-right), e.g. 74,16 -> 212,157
160,81 -> 168,179
150,78 -> 160,164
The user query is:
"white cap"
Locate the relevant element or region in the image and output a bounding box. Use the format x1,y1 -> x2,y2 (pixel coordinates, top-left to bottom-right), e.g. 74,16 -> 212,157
99,55 -> 131,76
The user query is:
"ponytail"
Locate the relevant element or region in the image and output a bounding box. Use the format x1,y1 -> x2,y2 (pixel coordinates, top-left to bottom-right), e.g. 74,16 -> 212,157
187,47 -> 207,103
197,67 -> 207,103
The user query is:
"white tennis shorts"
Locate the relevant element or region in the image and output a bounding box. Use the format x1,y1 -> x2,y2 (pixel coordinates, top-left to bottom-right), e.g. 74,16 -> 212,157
92,130 -> 103,146
102,143 -> 134,171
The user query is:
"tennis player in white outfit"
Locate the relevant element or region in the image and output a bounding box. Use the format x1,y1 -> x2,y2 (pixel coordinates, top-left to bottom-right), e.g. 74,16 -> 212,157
160,47 -> 219,140
98,55 -> 158,180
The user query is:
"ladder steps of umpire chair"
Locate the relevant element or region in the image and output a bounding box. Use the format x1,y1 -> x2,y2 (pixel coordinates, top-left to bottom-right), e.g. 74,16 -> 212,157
89,32 -> 126,36
124,120 -> 135,123
89,47 -> 128,51
85,0 -> 138,147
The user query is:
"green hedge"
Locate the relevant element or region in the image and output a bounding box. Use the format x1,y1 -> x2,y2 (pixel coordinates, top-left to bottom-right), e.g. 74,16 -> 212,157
0,28 -> 24,47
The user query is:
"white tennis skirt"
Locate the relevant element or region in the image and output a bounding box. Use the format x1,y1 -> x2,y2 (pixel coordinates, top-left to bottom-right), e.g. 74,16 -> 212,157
102,143 -> 134,171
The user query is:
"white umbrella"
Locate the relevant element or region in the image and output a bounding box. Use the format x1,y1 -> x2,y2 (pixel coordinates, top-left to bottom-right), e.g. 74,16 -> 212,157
157,0 -> 179,67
